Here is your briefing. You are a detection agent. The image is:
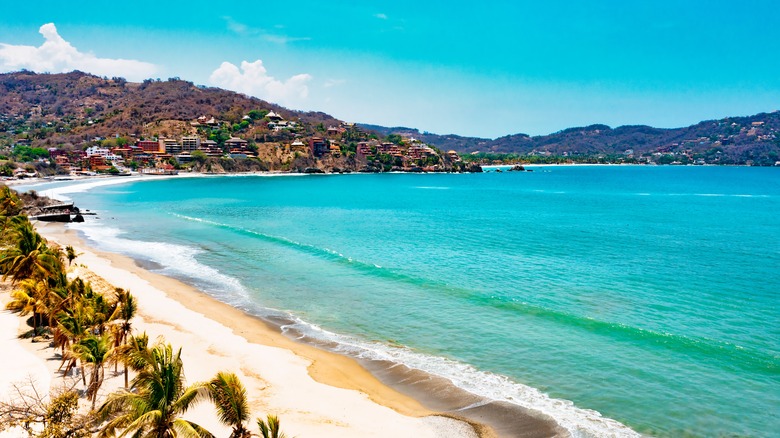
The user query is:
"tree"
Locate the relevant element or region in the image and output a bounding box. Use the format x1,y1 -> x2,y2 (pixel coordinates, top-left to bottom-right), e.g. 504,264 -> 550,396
256,415 -> 286,438
4,277 -> 51,334
65,245 -> 79,266
70,333 -> 114,409
112,290 -> 137,387
0,221 -> 63,284
207,372 -> 250,438
191,150 -> 207,165
0,378 -> 93,438
97,343 -> 213,438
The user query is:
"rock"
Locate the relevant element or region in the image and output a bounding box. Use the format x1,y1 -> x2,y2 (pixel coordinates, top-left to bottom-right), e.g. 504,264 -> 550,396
303,167 -> 325,174
508,165 -> 525,171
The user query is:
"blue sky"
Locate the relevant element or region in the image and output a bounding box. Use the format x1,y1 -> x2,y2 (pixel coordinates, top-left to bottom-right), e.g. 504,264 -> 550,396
1,1 -> 778,138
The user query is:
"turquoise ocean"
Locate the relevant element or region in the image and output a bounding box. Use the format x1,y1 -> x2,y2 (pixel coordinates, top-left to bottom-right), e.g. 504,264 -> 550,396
25,166 -> 780,437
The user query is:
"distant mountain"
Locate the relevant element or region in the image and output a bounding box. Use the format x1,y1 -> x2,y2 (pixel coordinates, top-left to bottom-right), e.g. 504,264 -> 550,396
363,112 -> 780,165
358,124 -> 493,152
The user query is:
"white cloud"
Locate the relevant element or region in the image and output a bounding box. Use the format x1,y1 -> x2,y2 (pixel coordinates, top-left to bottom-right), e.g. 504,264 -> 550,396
375,13 -> 388,20
0,23 -> 157,81
209,60 -> 312,107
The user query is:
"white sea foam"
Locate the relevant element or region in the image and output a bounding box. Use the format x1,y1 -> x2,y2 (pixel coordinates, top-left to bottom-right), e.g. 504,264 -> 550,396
278,316 -> 641,438
70,222 -> 249,301
33,177 -> 143,201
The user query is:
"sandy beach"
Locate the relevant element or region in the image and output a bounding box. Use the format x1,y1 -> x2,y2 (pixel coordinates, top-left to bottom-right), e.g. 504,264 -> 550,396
0,222 -> 483,437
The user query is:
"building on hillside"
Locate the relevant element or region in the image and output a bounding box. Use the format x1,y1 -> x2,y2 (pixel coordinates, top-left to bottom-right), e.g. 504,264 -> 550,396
137,140 -> 162,153
181,136 -> 201,152
85,146 -> 110,157
266,111 -> 283,122
329,142 -> 341,157
377,142 -> 402,157
160,139 -> 181,155
408,144 -> 436,160
327,126 -> 345,136
290,140 -> 307,153
309,137 -> 329,157
225,137 -> 248,151
356,141 -> 373,157
447,150 -> 461,161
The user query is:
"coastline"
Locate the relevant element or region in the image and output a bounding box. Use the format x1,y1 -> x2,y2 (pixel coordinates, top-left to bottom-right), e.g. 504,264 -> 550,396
32,222 -> 565,438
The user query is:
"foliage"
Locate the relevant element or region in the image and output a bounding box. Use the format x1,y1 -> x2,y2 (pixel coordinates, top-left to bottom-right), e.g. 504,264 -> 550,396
12,146 -> 50,162
96,342 -> 213,438
257,415 -> 286,438
207,372 -> 250,438
0,381 -> 92,438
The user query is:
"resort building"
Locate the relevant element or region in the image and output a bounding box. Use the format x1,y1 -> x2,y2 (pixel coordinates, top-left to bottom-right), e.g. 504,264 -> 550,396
160,138 -> 181,155
181,136 -> 201,152
137,140 -> 162,153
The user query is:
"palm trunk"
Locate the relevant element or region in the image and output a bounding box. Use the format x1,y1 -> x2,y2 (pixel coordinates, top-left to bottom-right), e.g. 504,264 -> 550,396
81,363 -> 87,386
124,364 -> 129,388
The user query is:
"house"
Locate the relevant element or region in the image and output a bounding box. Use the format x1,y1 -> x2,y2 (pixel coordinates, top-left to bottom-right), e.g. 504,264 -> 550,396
266,111 -> 283,122
309,137 -> 329,157
356,141 -> 373,157
225,137 -> 248,151
326,126 -> 345,136
329,142 -> 341,157
447,150 -> 461,161
377,142 -> 402,156
290,140 -> 307,153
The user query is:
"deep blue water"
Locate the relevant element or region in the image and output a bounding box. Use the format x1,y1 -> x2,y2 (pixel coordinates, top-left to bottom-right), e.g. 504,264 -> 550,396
29,166 -> 780,437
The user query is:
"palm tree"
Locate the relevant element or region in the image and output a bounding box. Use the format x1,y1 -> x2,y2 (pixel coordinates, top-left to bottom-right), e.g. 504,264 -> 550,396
5,277 -> 50,334
65,245 -> 79,266
70,332 -> 114,409
97,342 -> 214,438
207,372 -> 251,438
0,185 -> 22,217
111,290 -> 137,379
256,415 -> 286,438
0,221 -> 62,283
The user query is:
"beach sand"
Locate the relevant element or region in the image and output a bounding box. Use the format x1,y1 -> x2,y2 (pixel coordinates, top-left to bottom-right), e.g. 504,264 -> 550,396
2,219 -> 565,438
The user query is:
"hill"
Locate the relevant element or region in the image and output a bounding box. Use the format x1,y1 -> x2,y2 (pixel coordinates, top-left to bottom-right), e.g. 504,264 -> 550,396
0,71 -> 475,174
363,114 -> 780,165
1,70 -> 778,167
0,70 -> 342,147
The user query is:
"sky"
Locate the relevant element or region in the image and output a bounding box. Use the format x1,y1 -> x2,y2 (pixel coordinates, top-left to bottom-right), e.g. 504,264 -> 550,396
0,1 -> 778,138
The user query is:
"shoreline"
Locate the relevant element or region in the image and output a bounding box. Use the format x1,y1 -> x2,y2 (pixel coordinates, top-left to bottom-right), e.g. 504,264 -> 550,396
33,222 -> 566,438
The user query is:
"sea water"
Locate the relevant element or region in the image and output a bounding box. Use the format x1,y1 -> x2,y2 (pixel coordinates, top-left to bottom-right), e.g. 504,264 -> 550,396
27,166 -> 780,437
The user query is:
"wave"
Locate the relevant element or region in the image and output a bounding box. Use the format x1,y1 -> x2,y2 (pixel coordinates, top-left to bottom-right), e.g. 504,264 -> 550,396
171,214 -> 779,375
70,222 -> 250,302
279,315 -> 640,438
